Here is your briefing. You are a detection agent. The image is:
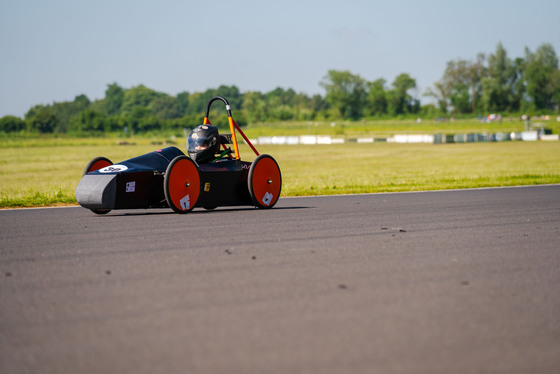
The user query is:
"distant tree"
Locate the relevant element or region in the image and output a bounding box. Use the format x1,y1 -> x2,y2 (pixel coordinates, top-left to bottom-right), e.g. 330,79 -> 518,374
242,91 -> 267,123
387,73 -> 418,115
128,106 -> 151,133
449,82 -> 471,114
291,92 -> 314,120
104,114 -> 126,133
176,91 -> 190,116
138,115 -> 163,132
121,85 -> 163,115
439,59 -> 469,113
320,70 -> 367,119
270,105 -> 295,121
74,94 -> 90,108
28,106 -> 58,133
0,115 -> 26,132
552,69 -> 560,110
366,78 -> 387,116
105,83 -> 124,115
124,106 -> 162,132
309,94 -> 329,114
77,109 -> 106,133
150,95 -> 181,119
466,53 -> 487,113
510,57 -> 527,112
50,94 -> 91,132
524,43 -> 559,110
265,87 -> 297,106
481,43 -> 517,112
264,87 -> 296,120
420,103 -> 439,117
25,104 -> 47,121
262,87 -> 314,120
434,55 -> 486,114
216,85 -> 242,110
180,85 -> 243,122
423,82 -> 449,113
185,89 -> 218,116
428,53 -> 487,114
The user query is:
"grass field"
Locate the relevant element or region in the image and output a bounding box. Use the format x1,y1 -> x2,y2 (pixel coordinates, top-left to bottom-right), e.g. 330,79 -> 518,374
1,136 -> 559,208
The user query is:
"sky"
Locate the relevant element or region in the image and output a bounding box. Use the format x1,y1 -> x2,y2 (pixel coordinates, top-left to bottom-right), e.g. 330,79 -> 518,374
1,0 -> 559,117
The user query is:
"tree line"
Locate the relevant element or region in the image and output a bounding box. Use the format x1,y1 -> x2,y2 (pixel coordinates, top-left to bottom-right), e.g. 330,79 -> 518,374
1,42 -> 558,135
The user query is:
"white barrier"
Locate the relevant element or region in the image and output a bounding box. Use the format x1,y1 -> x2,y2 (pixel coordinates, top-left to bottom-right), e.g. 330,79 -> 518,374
255,135 -> 343,145
286,136 -> 300,145
357,137 -> 374,143
391,134 -> 434,143
299,135 -> 317,144
521,131 -> 538,141
271,136 -> 286,144
317,135 -> 332,144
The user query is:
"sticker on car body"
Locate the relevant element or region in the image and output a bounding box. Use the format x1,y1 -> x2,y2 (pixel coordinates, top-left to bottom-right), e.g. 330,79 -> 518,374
126,181 -> 136,192
262,192 -> 273,206
180,195 -> 190,210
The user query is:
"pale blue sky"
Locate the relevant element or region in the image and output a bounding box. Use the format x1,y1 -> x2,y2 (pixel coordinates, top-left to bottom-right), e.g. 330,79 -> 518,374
1,0 -> 559,117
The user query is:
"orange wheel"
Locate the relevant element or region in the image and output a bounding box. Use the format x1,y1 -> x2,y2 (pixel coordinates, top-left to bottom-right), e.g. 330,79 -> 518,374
248,154 -> 282,209
83,156 -> 112,175
83,157 -> 113,214
164,156 -> 200,214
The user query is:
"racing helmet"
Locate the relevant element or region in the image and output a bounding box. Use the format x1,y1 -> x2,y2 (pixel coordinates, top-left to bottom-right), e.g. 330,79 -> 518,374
187,125 -> 220,164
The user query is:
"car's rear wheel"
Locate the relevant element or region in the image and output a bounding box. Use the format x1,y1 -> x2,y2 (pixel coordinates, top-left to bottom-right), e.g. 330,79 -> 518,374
164,156 -> 200,214
83,156 -> 113,214
248,154 -> 281,209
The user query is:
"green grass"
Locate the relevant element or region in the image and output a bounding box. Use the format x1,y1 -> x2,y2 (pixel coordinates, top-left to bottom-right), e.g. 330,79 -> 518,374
273,142 -> 560,196
1,136 -> 559,208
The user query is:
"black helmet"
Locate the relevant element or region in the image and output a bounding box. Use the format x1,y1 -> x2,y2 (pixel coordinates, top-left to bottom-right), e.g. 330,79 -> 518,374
187,125 -> 220,164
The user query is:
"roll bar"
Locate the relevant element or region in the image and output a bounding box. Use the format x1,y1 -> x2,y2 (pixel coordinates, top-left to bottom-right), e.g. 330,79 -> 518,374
202,96 -> 260,159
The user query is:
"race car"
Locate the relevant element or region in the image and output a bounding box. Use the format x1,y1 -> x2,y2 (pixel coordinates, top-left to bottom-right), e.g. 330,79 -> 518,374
75,96 -> 282,214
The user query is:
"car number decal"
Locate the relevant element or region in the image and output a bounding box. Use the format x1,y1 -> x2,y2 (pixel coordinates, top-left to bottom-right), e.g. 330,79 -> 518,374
99,164 -> 128,173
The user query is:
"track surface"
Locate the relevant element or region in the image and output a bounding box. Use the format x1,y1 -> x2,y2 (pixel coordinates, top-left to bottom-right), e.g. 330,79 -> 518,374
1,186 -> 559,373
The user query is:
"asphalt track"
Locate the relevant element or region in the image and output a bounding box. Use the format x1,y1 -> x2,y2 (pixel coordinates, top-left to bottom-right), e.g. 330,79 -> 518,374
1,185 -> 559,374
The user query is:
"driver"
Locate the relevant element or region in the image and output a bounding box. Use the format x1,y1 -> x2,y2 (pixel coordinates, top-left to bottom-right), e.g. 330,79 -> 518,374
187,125 -> 221,164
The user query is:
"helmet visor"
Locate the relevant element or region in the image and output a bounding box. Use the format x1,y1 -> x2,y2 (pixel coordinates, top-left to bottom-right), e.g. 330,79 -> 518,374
187,133 -> 213,153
